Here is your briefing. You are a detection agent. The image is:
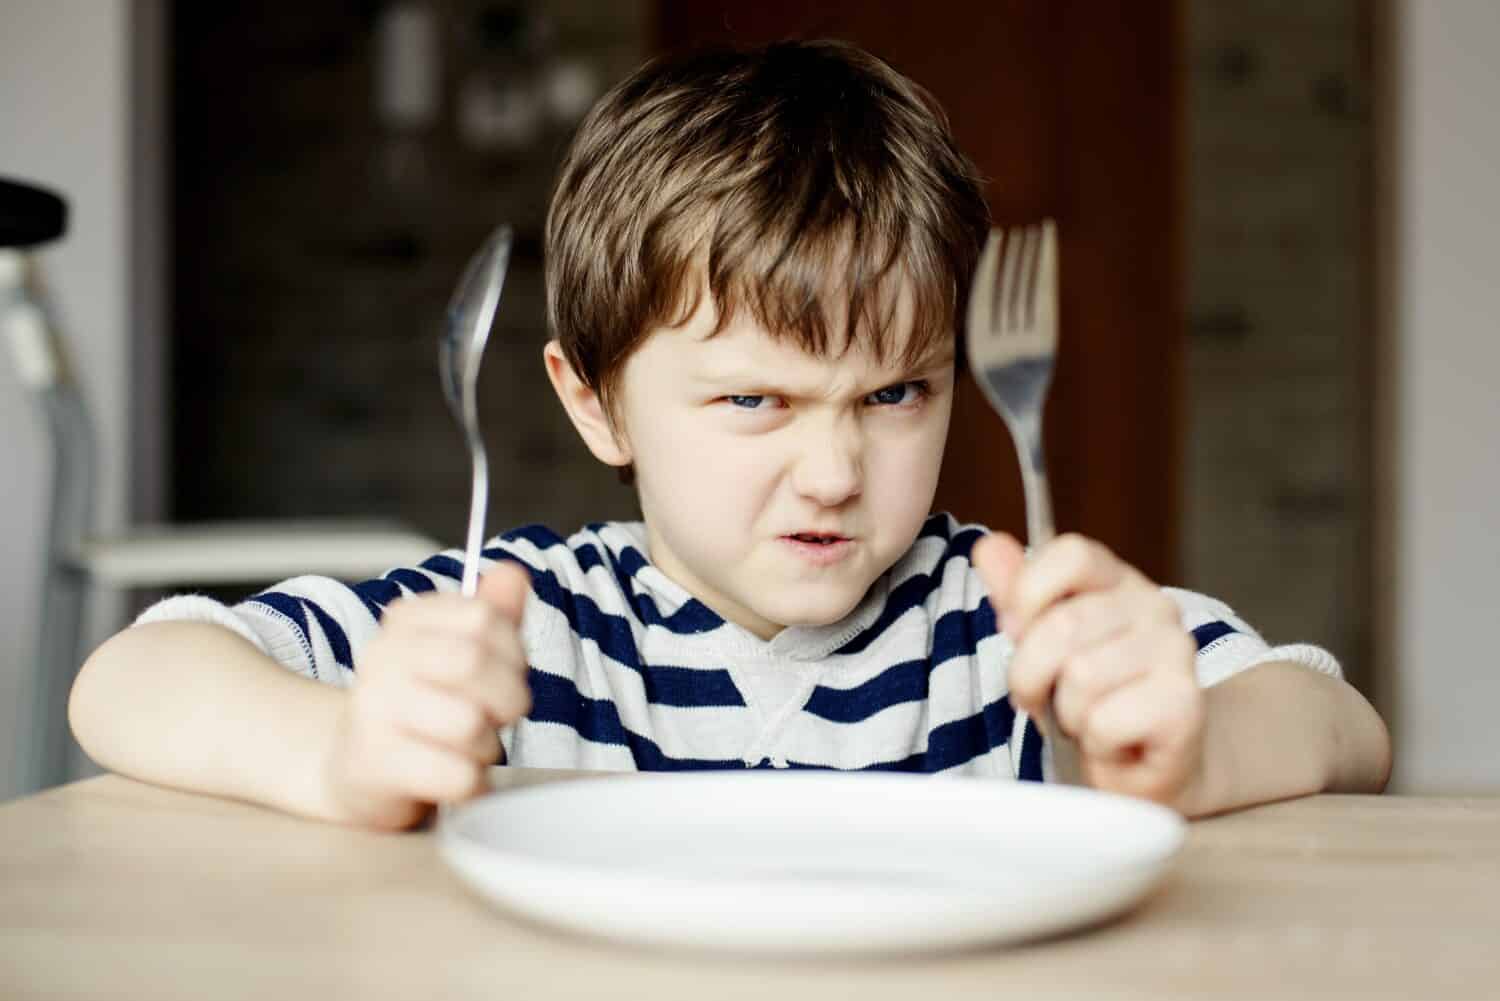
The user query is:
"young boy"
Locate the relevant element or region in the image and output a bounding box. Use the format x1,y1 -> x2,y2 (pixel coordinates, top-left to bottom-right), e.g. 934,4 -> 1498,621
69,40 -> 1390,831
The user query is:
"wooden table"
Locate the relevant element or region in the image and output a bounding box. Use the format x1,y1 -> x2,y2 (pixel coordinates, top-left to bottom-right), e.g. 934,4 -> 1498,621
2,769 -> 1497,1001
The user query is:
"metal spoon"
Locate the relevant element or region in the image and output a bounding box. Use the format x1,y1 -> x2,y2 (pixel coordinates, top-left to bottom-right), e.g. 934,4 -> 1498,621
440,224 -> 513,596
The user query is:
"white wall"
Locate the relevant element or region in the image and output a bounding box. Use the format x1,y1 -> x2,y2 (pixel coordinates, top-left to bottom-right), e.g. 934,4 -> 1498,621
0,1 -> 135,798
1391,0 -> 1500,792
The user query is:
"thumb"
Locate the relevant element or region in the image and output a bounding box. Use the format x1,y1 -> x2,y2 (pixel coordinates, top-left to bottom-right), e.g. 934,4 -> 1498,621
478,560 -> 531,626
971,531 -> 1026,631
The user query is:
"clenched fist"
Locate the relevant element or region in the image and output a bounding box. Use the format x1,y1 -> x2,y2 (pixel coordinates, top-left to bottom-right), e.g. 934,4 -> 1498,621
972,532 -> 1205,810
319,562 -> 533,829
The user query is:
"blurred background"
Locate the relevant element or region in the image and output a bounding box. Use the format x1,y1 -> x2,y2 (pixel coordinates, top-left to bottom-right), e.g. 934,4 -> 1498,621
1,0 -> 1494,798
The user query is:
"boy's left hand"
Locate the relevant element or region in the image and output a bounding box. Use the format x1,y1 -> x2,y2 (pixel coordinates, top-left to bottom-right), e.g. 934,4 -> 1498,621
972,532 -> 1205,810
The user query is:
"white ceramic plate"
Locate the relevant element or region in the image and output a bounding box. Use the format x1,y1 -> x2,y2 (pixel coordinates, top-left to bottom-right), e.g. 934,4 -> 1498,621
439,771 -> 1185,955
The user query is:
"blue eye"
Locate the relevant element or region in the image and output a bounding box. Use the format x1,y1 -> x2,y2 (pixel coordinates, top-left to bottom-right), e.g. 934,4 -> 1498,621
867,382 -> 926,406
727,395 -> 767,409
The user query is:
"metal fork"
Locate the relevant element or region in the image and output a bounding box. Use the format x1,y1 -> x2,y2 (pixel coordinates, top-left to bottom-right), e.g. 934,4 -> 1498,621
964,219 -> 1084,786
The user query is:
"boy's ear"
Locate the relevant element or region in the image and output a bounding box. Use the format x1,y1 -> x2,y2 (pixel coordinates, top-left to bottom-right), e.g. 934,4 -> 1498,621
543,340 -> 633,468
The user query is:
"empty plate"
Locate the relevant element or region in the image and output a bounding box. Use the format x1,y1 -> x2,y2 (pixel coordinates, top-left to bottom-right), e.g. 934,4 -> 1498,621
438,771 -> 1184,954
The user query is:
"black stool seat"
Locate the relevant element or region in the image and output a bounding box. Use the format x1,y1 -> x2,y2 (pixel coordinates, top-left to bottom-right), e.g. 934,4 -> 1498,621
0,178 -> 68,248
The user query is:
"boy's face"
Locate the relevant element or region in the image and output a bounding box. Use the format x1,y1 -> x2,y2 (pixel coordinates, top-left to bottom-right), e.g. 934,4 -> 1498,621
579,284 -> 955,640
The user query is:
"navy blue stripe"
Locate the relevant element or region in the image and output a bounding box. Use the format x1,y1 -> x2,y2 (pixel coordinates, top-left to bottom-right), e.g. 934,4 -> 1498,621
932,600 -> 998,663
387,568 -> 436,594
805,591 -> 999,724
851,751 -> 928,773
527,672 -> 1021,775
1017,718 -> 1044,782
344,551 -> 480,625
637,664 -> 745,707
1192,621 -> 1237,650
803,658 -> 929,723
484,532 -> 722,636
923,696 -> 1018,772
420,553 -> 465,580
793,695 -> 1018,773
477,546 -> 743,708
568,538 -> 638,621
248,592 -> 309,644
613,545 -> 722,634
805,607 -> 998,724
500,523 -> 722,632
573,543 -> 606,575
917,511 -> 957,543
533,565 -> 742,705
527,669 -> 743,771
350,577 -> 402,620
251,528 -> 744,707
505,524 -> 568,550
748,756 -> 921,772
305,601 -> 352,669
572,542 -> 722,634
835,521 -> 984,656
248,591 -> 352,672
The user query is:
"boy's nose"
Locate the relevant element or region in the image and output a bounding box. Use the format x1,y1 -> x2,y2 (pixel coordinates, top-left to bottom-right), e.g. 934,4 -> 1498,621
790,423 -> 863,507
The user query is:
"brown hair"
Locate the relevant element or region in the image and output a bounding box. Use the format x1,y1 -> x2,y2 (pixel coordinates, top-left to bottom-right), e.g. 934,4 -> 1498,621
545,39 -> 990,418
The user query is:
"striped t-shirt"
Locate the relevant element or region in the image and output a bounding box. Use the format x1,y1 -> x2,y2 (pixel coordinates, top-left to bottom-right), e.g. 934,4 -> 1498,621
137,513 -> 1341,781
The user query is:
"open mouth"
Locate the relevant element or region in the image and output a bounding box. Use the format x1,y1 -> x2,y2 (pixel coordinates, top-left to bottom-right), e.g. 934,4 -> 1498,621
788,533 -> 847,545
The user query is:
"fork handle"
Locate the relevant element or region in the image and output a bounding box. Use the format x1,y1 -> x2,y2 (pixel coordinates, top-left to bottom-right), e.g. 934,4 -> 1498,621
1008,418 -> 1085,785
1010,414 -> 1055,549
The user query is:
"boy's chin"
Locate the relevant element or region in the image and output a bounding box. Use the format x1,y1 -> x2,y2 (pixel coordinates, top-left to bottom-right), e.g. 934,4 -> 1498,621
758,592 -> 864,631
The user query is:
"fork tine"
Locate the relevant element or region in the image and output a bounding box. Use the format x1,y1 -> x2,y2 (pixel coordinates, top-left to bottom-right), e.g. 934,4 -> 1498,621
1026,223 -> 1050,325
1018,223 -> 1042,327
1035,219 -> 1058,338
999,225 -> 1026,333
967,229 -> 1002,342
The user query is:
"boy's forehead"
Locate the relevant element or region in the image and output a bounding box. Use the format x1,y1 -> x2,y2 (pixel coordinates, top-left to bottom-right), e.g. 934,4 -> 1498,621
684,266 -> 947,364
685,312 -> 952,376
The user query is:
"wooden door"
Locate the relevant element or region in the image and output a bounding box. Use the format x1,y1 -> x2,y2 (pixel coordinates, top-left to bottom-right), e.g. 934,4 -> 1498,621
656,1 -> 1183,582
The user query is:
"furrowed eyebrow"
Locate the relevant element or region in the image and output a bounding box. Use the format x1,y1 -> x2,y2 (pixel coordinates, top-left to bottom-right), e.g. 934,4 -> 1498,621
902,347 -> 957,374
692,370 -> 796,395
690,327 -> 954,394
693,353 -> 954,395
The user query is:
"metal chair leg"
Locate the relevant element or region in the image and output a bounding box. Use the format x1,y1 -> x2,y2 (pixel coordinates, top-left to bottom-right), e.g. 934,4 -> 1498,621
21,563 -> 88,793
15,383 -> 94,796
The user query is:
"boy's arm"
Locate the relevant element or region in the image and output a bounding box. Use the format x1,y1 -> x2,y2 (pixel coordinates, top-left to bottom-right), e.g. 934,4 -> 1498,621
973,531 -> 1392,816
1179,660 -> 1392,818
69,621 -> 348,821
70,563 -> 533,829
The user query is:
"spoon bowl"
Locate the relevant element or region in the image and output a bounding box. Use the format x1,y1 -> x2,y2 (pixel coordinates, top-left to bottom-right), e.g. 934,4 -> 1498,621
440,224 -> 513,596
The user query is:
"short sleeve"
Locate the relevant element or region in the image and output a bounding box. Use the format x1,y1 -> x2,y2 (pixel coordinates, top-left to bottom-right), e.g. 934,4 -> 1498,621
128,539 -> 553,687
1164,587 -> 1344,688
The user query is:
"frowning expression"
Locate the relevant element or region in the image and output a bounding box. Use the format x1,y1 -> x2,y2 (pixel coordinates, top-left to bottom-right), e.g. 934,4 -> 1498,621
610,285 -> 955,639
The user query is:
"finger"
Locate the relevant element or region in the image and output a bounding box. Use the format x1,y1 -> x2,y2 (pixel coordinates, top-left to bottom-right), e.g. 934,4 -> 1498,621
381,732 -> 491,803
1005,534 -> 1144,636
1049,624 -> 1182,737
382,631 -> 532,724
479,560 -> 531,626
382,592 -> 501,642
484,616 -> 529,678
1078,670 -> 1203,772
970,532 -> 1026,632
1012,590 -> 1180,719
389,680 -> 503,763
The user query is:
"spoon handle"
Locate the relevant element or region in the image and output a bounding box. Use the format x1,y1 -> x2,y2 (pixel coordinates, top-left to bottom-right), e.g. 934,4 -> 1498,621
460,433 -> 489,597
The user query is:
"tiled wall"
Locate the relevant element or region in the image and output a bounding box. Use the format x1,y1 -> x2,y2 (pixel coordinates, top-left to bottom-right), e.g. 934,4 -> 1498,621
1183,1 -> 1371,685
171,1 -> 647,552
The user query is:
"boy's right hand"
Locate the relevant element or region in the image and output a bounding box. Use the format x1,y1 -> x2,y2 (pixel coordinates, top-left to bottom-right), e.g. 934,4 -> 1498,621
319,563 -> 533,830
